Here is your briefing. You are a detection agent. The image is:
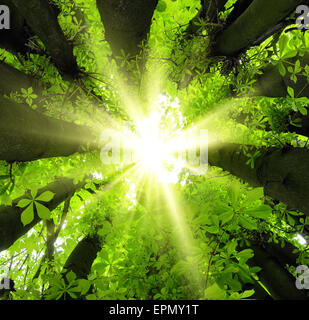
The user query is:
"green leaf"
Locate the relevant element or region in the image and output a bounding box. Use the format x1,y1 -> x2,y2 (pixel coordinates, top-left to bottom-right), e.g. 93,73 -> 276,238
35,191 -> 55,202
21,203 -> 34,226
245,187 -> 264,203
219,210 -> 234,225
236,249 -> 254,263
245,204 -> 272,220
223,265 -> 239,273
294,60 -> 302,73
250,266 -> 262,273
17,198 -> 32,208
287,86 -> 294,98
205,283 -> 226,300
66,270 -> 77,283
67,291 -> 78,299
287,213 -> 295,226
35,202 -> 51,220
278,35 -> 289,57
239,216 -> 257,230
31,189 -> 38,199
239,290 -> 255,299
282,50 -> 298,59
78,279 -> 91,295
156,0 -> 167,12
205,225 -> 219,234
298,105 -> 307,116
278,62 -> 286,77
228,278 -> 242,291
226,240 -> 238,256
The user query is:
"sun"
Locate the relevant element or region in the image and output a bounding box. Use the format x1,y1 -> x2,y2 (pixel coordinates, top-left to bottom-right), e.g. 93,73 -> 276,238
129,112 -> 185,183
99,95 -> 197,183
135,113 -> 166,171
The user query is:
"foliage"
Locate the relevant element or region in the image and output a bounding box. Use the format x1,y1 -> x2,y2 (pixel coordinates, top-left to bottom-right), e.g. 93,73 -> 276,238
0,0 -> 308,301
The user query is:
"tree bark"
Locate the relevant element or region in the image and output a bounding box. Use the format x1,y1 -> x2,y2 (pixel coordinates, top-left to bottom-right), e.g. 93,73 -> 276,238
0,96 -> 98,162
208,143 -> 309,216
287,111 -> 309,137
11,0 -> 79,79
252,53 -> 309,99
225,0 -> 254,27
247,244 -> 307,299
184,0 -> 228,38
0,0 -> 32,55
50,235 -> 101,300
96,0 -> 158,60
237,232 -> 307,299
0,177 -> 86,252
212,0 -> 303,56
204,0 -> 228,23
62,235 -> 101,280
0,61 -> 41,96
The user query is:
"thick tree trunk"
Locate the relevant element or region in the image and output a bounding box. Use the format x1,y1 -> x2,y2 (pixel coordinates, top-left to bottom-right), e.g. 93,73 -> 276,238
238,233 -> 307,299
11,0 -> 79,79
252,53 -> 309,99
62,235 -> 101,280
0,96 -> 98,162
46,235 -> 101,300
0,177 -> 86,252
247,244 -> 307,299
0,61 -> 41,95
204,0 -> 228,23
212,0 -> 303,56
96,0 -> 158,60
208,143 -> 309,216
0,0 -> 32,55
287,112 -> 309,137
184,0 -> 228,38
225,0 -> 254,27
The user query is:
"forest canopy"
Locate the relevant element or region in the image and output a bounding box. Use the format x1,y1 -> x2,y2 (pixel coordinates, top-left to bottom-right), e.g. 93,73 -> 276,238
0,0 -> 309,301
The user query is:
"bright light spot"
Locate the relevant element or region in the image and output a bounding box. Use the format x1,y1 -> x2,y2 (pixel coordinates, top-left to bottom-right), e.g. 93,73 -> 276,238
125,178 -> 137,209
92,171 -> 103,180
135,113 -> 166,171
133,112 -> 185,184
55,238 -> 64,247
294,233 -> 307,246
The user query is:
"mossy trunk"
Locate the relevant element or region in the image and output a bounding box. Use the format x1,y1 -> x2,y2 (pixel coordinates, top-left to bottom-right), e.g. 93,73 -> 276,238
0,177 -> 86,252
212,0 -> 303,56
12,0 -> 79,79
0,97 -> 98,162
208,143 -> 309,216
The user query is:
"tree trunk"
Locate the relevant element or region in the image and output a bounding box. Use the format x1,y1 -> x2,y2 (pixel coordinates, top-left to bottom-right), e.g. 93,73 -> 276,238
62,235 -> 101,280
184,0 -> 228,38
47,235 -> 101,300
245,237 -> 303,299
204,0 -> 228,23
96,0 -> 158,60
247,244 -> 307,299
0,177 -> 86,252
252,53 -> 309,99
208,143 -> 309,216
0,0 -> 32,55
225,0 -> 254,27
212,0 -> 303,56
0,96 -> 98,162
0,61 -> 41,96
11,0 -> 79,79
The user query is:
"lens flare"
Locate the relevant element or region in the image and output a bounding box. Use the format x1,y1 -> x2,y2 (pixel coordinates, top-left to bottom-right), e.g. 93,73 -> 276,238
132,112 -> 185,183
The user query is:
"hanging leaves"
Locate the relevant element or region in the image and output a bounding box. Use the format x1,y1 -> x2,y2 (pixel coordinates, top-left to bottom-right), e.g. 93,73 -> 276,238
17,190 -> 55,226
